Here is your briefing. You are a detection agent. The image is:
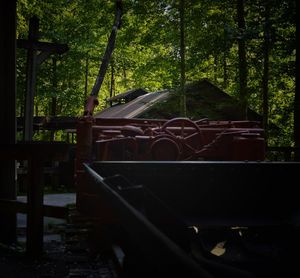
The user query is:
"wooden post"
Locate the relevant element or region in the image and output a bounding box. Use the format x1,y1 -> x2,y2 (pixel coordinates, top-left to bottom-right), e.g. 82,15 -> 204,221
24,16 -> 39,141
19,17 -> 68,141
75,118 -> 93,211
0,0 -> 17,244
26,158 -> 44,256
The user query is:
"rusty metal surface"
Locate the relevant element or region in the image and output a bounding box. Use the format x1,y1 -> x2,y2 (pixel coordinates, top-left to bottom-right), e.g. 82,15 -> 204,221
84,163 -> 214,278
79,117 -> 265,161
74,116 -> 299,277
91,161 -> 300,227
83,162 -> 300,277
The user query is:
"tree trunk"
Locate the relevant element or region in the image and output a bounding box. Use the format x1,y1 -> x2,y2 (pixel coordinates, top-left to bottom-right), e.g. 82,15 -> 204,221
295,0 -> 300,161
84,53 -> 89,103
214,55 -> 218,82
110,59 -> 115,107
179,0 -> 186,117
50,57 -> 57,141
223,52 -> 228,88
237,0 -> 248,119
262,1 -> 270,142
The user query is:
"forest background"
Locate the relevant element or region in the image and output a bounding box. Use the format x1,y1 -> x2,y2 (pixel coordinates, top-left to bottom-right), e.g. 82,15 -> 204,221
16,0 -> 297,147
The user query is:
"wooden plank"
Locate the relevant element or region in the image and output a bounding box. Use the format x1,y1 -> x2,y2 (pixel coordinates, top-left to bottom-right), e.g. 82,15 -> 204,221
0,142 -> 70,161
0,199 -> 68,219
0,199 -> 27,214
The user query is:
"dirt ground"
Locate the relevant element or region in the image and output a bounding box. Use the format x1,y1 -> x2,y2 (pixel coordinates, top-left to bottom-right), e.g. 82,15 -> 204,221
0,222 -> 117,278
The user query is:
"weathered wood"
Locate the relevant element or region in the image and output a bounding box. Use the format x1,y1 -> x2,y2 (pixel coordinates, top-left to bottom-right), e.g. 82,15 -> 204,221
20,17 -> 69,141
0,142 -> 70,257
17,116 -> 78,131
17,39 -> 68,54
26,158 -> 44,256
0,142 -> 70,161
24,16 -> 39,141
0,0 -> 17,244
0,199 -> 27,214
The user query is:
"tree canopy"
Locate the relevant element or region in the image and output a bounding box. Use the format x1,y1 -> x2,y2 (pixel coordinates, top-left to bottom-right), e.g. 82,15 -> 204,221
16,0 -> 296,146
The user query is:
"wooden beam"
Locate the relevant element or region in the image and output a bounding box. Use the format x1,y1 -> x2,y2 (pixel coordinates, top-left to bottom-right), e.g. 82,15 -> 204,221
0,199 -> 69,220
17,39 -> 69,54
0,142 -> 70,256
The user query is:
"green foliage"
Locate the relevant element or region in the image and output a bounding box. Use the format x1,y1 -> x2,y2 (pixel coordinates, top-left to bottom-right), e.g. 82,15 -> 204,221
16,0 -> 296,146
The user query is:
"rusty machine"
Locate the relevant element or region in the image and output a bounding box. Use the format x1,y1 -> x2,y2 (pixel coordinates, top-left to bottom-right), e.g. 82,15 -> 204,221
74,115 -> 299,277
75,116 -> 266,217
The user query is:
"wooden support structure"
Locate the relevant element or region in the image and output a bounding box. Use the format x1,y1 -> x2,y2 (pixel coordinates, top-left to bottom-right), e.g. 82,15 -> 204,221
0,198 -> 68,219
0,0 -> 17,244
18,17 -> 68,141
0,142 -> 70,257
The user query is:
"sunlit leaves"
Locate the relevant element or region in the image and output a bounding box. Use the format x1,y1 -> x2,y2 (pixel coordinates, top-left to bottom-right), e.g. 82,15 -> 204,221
16,0 -> 296,145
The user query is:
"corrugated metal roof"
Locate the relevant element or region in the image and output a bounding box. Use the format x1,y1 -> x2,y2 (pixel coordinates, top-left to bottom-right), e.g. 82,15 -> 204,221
95,90 -> 170,118
106,88 -> 148,103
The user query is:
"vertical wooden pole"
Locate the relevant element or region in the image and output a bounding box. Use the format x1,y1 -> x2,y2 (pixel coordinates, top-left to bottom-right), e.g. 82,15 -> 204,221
75,118 -> 93,210
26,158 -> 44,257
24,16 -> 39,141
0,0 -> 17,244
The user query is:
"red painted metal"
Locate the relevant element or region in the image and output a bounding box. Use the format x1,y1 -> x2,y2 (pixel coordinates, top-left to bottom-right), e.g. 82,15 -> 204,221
75,116 -> 265,220
76,117 -> 265,164
92,118 -> 265,160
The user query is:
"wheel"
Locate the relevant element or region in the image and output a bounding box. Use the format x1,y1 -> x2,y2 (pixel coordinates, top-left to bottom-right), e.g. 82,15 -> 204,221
161,118 -> 205,159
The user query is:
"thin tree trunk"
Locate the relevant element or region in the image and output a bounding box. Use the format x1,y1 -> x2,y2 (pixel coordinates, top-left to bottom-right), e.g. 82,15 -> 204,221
214,55 -> 218,82
295,0 -> 300,160
84,53 -> 89,103
223,52 -> 228,88
110,59 -> 115,107
237,0 -> 248,119
179,0 -> 186,117
51,57 -> 57,117
223,21 -> 228,88
123,65 -> 127,88
262,1 -> 270,142
50,57 -> 57,141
